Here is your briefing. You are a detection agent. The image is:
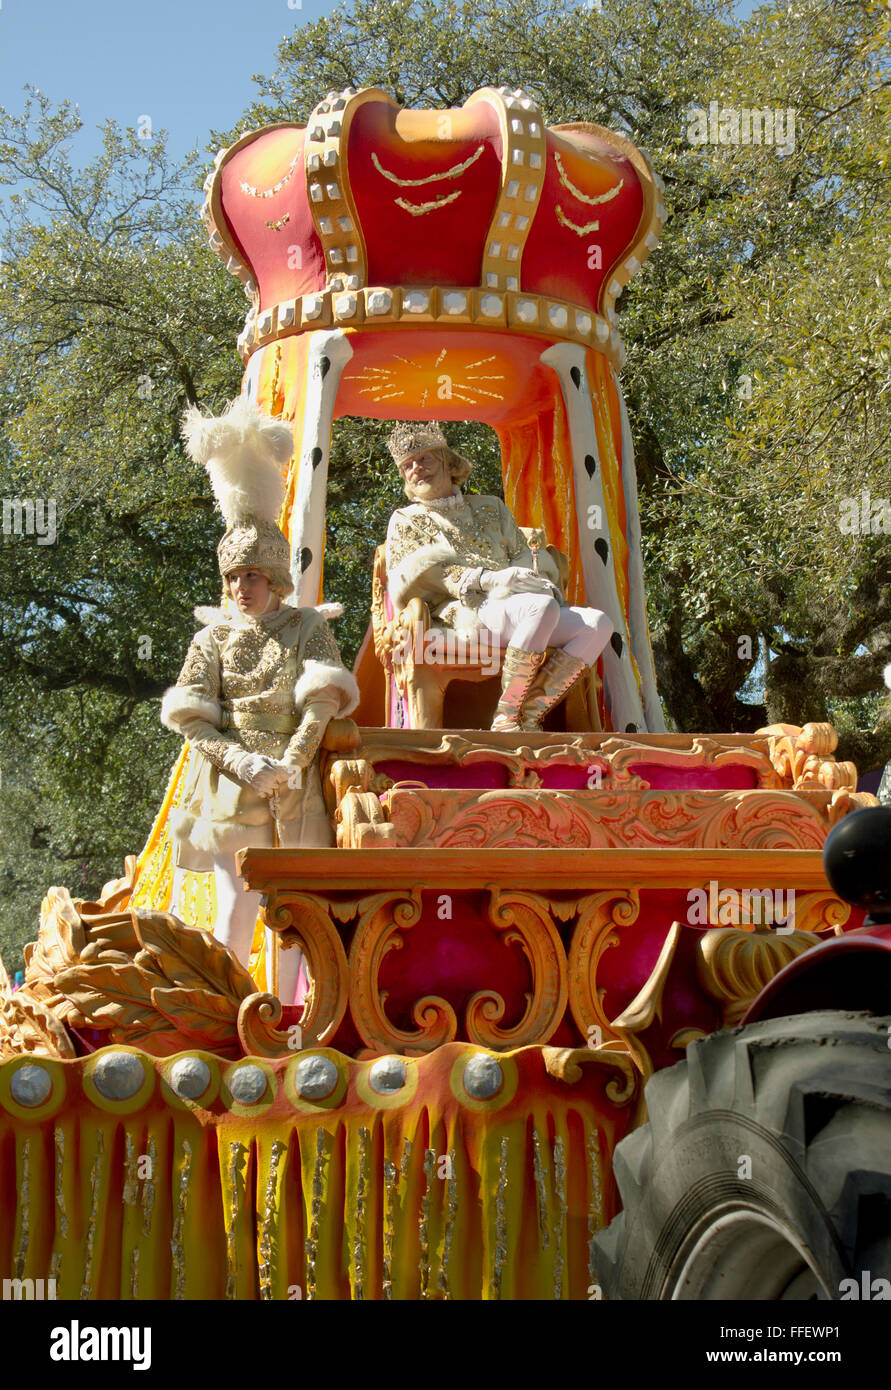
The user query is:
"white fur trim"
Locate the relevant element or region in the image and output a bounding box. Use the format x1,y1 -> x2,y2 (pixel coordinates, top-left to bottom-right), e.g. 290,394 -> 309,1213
192,600 -> 340,629
294,659 -> 360,717
194,604 -> 230,627
161,687 -> 222,734
388,542 -> 458,610
438,601 -> 484,639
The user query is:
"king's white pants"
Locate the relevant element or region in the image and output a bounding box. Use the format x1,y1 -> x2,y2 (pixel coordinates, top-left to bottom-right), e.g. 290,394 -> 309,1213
476,593 -> 613,663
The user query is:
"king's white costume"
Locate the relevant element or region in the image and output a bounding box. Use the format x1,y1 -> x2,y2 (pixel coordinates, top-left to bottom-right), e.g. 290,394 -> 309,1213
383,422 -> 613,732
386,491 -> 563,638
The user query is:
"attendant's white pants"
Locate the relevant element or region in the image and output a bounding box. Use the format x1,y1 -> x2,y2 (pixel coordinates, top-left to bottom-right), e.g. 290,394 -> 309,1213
169,834 -> 304,1005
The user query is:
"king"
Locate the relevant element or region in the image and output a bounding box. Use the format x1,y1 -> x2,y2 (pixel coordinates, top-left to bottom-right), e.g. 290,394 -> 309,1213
384,421 -> 614,731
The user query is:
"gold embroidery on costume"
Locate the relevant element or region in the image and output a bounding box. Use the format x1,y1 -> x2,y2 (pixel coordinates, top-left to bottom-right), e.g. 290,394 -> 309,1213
176,640 -> 218,697
188,735 -> 243,772
303,622 -> 344,666
285,710 -> 326,766
386,497 -> 533,613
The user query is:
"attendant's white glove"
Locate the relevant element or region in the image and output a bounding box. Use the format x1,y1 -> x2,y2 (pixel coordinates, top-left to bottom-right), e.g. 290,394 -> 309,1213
234,752 -> 291,797
479,566 -> 559,598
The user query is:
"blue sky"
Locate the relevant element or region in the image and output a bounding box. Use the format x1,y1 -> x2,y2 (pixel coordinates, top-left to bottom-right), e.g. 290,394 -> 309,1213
1,0 -> 760,169
0,0 -> 326,163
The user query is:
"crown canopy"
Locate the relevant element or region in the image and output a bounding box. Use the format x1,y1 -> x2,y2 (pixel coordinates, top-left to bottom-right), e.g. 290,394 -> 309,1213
203,86 -> 665,369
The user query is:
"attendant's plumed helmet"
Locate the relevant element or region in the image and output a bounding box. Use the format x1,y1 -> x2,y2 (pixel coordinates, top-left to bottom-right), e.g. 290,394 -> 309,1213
181,396 -> 294,597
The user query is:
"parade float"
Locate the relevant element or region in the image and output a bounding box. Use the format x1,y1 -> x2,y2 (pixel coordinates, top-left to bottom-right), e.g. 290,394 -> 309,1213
1,85 -> 888,1303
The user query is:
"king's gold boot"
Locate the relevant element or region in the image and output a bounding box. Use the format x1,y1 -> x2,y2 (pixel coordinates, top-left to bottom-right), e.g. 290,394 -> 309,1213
518,648 -> 588,730
490,645 -> 546,732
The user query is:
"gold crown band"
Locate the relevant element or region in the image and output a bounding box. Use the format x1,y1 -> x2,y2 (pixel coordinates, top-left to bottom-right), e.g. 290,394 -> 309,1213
236,285 -> 627,370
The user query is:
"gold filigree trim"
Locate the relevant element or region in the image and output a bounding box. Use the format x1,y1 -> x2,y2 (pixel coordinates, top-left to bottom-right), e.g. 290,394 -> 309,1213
555,205 -> 601,236
554,151 -> 623,206
372,145 -> 485,187
241,151 -> 301,199
395,190 -> 462,216
265,213 -> 291,231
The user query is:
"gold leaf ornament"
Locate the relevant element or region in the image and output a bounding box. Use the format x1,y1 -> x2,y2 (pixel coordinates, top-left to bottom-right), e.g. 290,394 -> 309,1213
132,910 -> 256,1004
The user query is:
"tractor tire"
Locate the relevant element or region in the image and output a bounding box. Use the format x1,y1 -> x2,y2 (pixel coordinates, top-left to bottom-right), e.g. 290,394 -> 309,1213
592,1010 -> 891,1300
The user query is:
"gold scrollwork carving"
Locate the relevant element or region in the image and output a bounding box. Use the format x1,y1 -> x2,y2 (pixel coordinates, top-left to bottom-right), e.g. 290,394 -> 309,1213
236,992 -> 293,1058
542,1045 -> 639,1108
757,722 -> 859,791
565,890 -> 640,1046
262,890 -> 349,1048
788,891 -> 852,935
467,888 -> 569,1050
696,926 -> 822,1026
336,791 -> 396,849
347,889 -> 457,1055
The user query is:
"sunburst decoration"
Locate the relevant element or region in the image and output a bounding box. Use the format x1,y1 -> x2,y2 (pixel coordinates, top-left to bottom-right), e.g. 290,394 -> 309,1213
344,350 -> 506,405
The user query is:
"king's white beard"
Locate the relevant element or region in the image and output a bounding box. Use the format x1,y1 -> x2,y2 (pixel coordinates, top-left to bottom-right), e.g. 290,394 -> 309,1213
403,479 -> 458,503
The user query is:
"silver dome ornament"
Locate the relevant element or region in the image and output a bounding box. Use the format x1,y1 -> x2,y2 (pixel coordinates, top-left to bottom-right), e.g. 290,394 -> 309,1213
169,1057 -> 212,1100
92,1052 -> 146,1100
368,1056 -> 406,1094
10,1065 -> 52,1107
294,1055 -> 339,1100
228,1064 -> 268,1105
463,1053 -> 504,1099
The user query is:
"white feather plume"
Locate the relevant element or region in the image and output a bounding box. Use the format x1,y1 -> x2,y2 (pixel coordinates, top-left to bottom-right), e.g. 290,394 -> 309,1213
181,396 -> 294,527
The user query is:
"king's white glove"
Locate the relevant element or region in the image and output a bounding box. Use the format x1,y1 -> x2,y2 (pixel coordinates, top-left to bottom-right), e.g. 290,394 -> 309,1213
479,566 -> 559,599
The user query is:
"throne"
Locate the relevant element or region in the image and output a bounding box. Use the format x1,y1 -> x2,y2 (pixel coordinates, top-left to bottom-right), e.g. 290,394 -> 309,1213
370,531 -> 601,730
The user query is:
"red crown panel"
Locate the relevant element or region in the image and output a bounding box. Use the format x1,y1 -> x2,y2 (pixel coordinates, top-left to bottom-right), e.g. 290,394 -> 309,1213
211,95 -> 651,320
217,126 -> 325,311
525,130 -> 644,313
346,100 -> 503,289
